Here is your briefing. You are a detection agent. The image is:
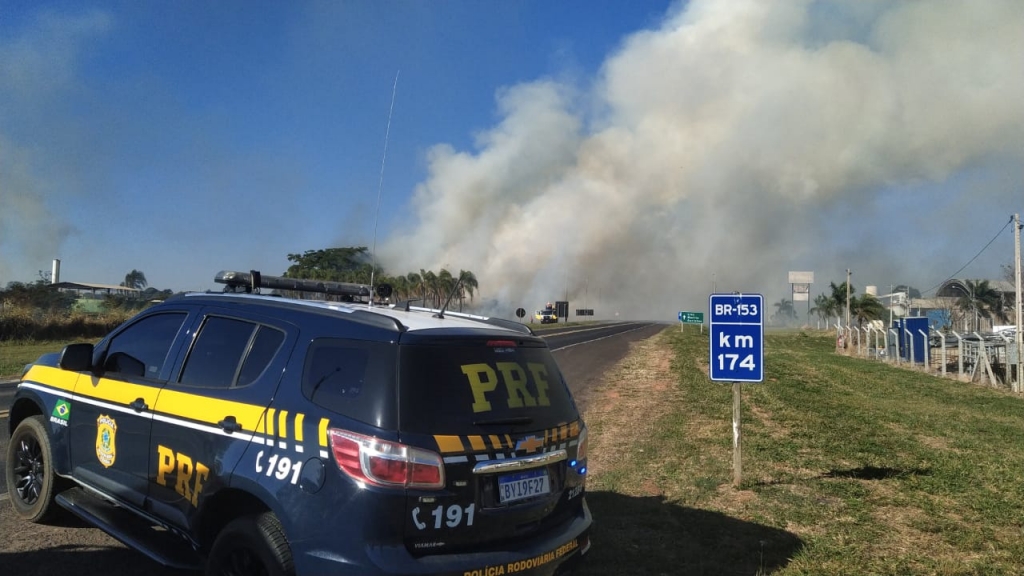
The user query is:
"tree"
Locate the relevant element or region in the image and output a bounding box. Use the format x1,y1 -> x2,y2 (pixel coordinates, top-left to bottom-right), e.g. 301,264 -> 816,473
772,298 -> 797,326
420,270 -> 438,307
893,285 -> 922,299
388,275 -> 409,301
850,294 -> 885,327
438,269 -> 455,306
284,248 -> 372,282
829,281 -> 855,325
279,247 -> 481,309
955,279 -> 1001,331
404,272 -> 421,302
0,279 -> 77,313
122,269 -> 148,290
810,293 -> 837,326
457,270 -> 478,311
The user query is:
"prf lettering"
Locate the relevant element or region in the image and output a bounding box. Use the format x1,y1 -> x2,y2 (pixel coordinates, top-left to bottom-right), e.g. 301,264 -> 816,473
461,362 -> 551,413
156,445 -> 210,507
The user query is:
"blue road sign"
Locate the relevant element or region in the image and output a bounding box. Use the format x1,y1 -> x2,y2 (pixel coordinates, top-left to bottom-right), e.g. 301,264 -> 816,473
709,293 -> 764,382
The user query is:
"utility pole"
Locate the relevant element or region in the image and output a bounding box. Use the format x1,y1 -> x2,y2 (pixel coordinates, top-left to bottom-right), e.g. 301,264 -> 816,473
846,269 -> 852,328
1014,213 -> 1022,393
889,283 -> 894,327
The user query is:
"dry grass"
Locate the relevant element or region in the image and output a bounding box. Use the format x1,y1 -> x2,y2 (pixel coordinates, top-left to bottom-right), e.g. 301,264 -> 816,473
579,328 -> 1024,575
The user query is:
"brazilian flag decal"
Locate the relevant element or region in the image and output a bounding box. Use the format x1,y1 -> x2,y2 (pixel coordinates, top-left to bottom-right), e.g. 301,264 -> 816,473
52,399 -> 71,420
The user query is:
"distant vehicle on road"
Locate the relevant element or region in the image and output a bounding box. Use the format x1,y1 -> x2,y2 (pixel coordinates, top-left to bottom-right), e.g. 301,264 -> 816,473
534,303 -> 559,324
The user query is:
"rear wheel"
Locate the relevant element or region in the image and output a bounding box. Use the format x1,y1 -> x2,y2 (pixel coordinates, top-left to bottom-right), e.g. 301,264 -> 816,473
207,512 -> 294,576
6,415 -> 62,523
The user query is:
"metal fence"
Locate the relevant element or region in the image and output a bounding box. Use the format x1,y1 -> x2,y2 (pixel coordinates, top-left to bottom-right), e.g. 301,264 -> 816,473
834,323 -> 1022,393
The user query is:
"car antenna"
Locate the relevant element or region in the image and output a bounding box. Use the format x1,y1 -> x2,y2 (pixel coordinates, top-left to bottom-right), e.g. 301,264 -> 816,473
369,70 -> 399,308
434,274 -> 465,319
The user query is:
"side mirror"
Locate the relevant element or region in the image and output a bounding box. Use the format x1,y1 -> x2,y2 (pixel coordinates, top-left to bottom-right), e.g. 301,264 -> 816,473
59,343 -> 95,372
105,352 -> 146,378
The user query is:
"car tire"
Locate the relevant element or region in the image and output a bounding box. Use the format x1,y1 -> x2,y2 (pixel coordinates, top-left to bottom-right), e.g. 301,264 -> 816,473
6,415 -> 63,523
207,512 -> 295,576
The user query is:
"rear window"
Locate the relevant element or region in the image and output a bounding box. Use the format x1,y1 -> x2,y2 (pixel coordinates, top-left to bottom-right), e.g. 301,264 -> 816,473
398,340 -> 578,434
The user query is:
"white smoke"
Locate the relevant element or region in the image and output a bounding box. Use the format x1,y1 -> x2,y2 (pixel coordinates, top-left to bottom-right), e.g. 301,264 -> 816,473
380,0 -> 1024,320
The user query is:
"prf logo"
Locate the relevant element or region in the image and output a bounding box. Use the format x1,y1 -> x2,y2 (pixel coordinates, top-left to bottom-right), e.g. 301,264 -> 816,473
96,414 -> 118,468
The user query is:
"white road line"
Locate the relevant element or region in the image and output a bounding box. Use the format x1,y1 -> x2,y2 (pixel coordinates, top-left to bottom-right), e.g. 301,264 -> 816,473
549,324 -> 653,352
0,410 -> 9,419
0,492 -> 9,502
541,322 -> 641,337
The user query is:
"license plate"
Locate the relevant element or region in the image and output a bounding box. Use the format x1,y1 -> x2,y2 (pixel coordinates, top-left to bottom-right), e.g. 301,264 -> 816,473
498,469 -> 550,504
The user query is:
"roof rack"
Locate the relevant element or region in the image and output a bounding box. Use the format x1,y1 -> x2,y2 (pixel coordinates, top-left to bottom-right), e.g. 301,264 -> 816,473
215,270 -> 378,299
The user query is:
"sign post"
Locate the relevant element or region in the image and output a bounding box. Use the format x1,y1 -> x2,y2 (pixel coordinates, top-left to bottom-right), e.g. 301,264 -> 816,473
709,293 -> 764,487
678,311 -> 705,333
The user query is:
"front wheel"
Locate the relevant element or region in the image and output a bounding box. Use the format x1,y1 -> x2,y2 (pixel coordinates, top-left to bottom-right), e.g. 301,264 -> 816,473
207,512 -> 294,576
5,415 -> 63,523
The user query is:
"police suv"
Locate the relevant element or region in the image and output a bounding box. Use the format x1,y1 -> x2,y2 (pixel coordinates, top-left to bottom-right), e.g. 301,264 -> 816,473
5,271 -> 591,576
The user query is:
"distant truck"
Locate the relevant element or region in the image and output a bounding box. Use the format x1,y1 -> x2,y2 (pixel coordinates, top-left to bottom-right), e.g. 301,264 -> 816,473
534,303 -> 559,324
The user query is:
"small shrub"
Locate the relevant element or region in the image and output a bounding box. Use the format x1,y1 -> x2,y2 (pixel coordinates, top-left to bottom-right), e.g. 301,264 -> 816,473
0,303 -> 136,341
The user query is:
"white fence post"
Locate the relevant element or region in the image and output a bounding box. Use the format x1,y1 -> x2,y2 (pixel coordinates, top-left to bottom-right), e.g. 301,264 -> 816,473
952,331 -> 963,379
919,329 -> 929,372
940,332 -> 947,377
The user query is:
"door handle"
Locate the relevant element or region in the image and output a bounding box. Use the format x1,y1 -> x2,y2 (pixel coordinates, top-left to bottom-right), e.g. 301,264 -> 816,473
129,398 -> 148,412
218,416 -> 242,433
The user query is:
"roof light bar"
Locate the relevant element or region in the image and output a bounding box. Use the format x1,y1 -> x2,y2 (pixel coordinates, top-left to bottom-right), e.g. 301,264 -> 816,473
215,269 -> 372,298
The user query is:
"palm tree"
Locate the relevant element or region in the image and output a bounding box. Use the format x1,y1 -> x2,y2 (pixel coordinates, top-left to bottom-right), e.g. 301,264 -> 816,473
391,276 -> 410,301
406,272 -> 421,303
850,294 -> 885,327
420,270 -> 439,307
773,298 -> 798,326
438,269 -> 455,306
120,269 -> 147,298
829,281 -> 855,325
956,279 -> 1001,331
810,293 -> 835,326
418,269 -> 432,304
458,270 -> 478,311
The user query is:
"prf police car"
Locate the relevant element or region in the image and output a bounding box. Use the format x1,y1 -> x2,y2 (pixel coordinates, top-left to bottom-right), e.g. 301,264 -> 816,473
5,270 -> 591,576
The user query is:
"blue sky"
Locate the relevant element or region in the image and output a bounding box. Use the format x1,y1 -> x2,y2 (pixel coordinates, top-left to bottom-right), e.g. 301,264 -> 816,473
2,1 -> 1022,319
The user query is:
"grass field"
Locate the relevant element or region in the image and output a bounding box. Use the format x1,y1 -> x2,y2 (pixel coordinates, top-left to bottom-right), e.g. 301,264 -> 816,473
0,340 -> 83,378
582,328 -> 1024,575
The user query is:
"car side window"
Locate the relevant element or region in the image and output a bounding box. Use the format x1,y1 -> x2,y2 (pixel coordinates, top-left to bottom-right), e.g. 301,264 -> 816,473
179,316 -> 255,389
103,312 -> 188,379
179,316 -> 285,389
300,338 -> 398,426
237,326 -> 285,387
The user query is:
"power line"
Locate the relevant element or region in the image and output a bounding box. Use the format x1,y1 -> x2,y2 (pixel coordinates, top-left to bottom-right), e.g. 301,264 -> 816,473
921,216 -> 1013,296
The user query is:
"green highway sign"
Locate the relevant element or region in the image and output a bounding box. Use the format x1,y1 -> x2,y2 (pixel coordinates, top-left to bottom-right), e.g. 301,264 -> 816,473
678,311 -> 704,324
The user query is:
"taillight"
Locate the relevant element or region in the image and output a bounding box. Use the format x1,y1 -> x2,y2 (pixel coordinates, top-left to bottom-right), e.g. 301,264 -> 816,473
576,426 -> 588,461
328,428 -> 445,489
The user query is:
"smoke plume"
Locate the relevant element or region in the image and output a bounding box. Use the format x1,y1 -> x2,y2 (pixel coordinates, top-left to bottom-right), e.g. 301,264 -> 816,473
381,0 -> 1024,320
